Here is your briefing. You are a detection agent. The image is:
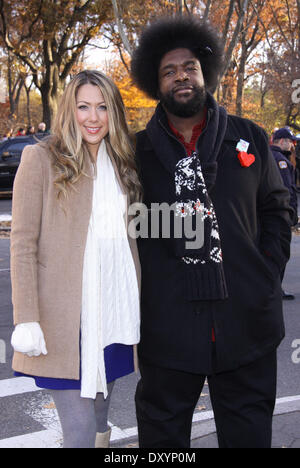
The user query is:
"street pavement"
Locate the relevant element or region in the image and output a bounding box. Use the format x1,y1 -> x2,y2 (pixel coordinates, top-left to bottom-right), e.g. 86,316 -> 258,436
0,196 -> 299,449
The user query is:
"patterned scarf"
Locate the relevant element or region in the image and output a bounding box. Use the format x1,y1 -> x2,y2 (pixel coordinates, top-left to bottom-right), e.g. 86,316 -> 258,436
147,93 -> 228,301
174,150 -> 228,301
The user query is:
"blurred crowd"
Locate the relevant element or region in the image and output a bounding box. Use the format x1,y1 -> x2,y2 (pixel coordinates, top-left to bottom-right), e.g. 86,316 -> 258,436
0,122 -> 48,141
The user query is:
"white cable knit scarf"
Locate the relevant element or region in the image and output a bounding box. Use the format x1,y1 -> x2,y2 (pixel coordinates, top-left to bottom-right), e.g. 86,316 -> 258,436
81,140 -> 140,399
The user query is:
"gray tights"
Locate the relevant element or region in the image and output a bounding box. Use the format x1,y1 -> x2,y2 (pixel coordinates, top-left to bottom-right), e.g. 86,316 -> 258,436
50,381 -> 114,448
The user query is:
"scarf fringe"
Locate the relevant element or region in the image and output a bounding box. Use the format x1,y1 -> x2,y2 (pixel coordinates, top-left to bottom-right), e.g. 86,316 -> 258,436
185,262 -> 228,301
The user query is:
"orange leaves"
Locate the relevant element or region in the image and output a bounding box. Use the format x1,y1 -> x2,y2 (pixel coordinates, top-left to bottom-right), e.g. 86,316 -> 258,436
117,76 -> 156,110
104,52 -> 156,130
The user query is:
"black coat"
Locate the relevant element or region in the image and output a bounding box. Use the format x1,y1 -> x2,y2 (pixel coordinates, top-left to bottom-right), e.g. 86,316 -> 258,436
136,102 -> 293,375
270,145 -> 298,225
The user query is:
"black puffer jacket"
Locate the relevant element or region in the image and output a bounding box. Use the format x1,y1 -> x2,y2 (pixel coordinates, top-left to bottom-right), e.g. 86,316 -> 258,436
135,99 -> 293,375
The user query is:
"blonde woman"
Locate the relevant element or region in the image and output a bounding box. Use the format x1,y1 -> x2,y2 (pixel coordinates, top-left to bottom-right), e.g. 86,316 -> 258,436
10,70 -> 141,448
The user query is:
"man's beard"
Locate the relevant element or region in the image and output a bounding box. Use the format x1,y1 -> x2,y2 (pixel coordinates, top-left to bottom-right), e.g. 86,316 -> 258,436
159,85 -> 207,118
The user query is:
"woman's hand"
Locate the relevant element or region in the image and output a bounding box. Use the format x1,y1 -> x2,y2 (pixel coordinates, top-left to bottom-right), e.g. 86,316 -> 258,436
11,322 -> 48,357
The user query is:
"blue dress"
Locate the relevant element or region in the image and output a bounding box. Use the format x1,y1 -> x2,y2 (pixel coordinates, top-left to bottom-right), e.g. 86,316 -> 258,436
15,343 -> 134,390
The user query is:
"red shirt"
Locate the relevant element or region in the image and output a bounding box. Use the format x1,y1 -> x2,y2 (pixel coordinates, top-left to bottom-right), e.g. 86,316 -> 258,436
168,110 -> 207,156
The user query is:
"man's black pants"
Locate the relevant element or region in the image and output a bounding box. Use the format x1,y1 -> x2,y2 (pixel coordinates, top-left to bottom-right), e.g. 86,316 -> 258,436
135,351 -> 277,448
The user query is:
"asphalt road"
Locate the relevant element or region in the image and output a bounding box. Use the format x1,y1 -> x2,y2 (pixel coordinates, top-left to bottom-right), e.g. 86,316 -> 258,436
0,197 -> 12,215
0,196 -> 299,447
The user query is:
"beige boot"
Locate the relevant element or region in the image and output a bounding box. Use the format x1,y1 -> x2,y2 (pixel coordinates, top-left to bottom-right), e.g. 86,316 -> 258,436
95,428 -> 111,448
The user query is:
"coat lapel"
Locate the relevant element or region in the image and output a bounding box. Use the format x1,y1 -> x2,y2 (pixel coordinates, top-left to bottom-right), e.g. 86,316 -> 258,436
146,104 -> 187,176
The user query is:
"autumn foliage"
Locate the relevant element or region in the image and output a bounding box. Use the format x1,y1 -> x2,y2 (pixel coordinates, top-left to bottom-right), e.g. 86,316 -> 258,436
0,0 -> 299,137
103,53 -> 156,132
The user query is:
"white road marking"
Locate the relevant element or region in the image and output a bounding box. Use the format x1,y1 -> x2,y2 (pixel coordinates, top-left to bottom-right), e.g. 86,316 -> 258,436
0,429 -> 62,449
0,214 -> 12,222
0,377 -> 300,448
0,377 -> 40,397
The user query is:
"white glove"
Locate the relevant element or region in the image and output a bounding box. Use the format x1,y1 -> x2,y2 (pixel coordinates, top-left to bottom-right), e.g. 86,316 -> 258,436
11,322 -> 48,357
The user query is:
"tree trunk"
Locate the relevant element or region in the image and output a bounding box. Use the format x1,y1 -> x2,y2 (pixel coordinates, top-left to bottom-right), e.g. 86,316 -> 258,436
222,0 -> 250,77
25,86 -> 31,125
177,0 -> 184,15
6,52 -> 24,119
40,81 -> 58,130
236,35 -> 247,117
39,60 -> 60,129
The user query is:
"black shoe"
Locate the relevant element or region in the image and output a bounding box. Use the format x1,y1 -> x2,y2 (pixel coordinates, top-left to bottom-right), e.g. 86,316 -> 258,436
282,291 -> 295,300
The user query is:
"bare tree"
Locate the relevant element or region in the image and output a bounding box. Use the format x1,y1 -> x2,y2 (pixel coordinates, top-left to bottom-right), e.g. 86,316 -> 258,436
0,0 -> 113,128
235,0 -> 266,116
222,0 -> 250,77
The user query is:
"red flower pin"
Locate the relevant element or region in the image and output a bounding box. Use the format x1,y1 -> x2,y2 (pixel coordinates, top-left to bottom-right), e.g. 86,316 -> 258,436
237,151 -> 255,167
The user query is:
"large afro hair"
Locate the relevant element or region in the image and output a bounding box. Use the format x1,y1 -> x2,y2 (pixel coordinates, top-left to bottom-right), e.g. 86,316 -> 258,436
131,15 -> 224,100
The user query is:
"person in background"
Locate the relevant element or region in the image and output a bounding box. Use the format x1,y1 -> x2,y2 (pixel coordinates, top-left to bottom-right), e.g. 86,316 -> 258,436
2,128 -> 13,141
10,70 -> 141,448
37,122 -> 47,133
295,135 -> 300,190
289,136 -> 297,171
270,127 -> 298,300
270,127 -> 279,144
16,128 -> 26,136
26,125 -> 35,135
131,15 -> 293,449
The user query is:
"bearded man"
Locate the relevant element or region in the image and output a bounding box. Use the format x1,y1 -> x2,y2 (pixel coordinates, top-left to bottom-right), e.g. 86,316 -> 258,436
131,16 -> 293,448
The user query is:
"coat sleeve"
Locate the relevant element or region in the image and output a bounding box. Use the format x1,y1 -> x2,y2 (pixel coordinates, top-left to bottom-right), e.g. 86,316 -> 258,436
275,156 -> 298,225
257,132 -> 293,273
287,165 -> 298,225
10,145 -> 44,325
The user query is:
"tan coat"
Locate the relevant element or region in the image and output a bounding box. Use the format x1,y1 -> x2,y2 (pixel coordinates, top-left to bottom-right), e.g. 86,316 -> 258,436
11,143 -> 141,380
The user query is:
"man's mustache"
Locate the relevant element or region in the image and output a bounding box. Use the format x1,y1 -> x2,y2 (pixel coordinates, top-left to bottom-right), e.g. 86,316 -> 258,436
172,85 -> 194,94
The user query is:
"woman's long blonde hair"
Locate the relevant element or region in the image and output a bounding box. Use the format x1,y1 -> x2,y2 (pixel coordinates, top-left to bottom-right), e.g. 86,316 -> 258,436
46,70 -> 142,202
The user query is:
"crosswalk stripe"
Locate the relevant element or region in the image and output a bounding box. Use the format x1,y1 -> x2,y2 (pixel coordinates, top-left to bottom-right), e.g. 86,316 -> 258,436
0,377 -> 39,397
0,429 -> 62,449
0,214 -> 12,222
1,377 -> 300,448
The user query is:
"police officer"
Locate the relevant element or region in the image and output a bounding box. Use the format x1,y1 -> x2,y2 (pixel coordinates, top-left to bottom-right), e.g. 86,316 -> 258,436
271,127 -> 298,300
295,135 -> 300,190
